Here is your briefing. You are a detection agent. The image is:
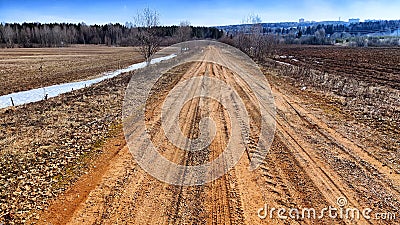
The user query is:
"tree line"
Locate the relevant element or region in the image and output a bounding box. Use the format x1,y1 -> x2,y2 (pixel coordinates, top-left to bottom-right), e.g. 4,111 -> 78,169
0,22 -> 223,48
261,20 -> 400,37
222,19 -> 400,47
220,19 -> 400,63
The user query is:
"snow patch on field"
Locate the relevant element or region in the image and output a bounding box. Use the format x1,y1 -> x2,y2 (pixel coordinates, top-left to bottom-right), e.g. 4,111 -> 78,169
0,54 -> 176,109
274,60 -> 292,66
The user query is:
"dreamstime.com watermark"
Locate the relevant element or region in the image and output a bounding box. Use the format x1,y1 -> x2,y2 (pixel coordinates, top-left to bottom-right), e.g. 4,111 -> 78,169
258,197 -> 397,222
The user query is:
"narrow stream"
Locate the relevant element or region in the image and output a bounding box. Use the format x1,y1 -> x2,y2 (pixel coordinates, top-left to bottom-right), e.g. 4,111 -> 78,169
0,54 -> 176,109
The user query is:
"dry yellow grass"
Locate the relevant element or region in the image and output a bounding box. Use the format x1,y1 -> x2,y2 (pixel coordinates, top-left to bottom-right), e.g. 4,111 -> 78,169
0,45 -> 143,95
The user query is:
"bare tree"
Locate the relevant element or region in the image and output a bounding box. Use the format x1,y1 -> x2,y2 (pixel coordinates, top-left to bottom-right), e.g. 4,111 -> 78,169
134,7 -> 161,63
314,28 -> 326,44
175,21 -> 192,42
3,26 -> 14,47
232,13 -> 278,61
241,13 -> 262,25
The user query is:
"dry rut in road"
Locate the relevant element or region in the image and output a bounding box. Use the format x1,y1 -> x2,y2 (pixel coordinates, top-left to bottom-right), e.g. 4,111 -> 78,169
39,45 -> 399,225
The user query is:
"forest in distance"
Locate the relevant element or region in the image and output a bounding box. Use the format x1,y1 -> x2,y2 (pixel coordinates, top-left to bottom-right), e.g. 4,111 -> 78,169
0,22 -> 224,48
1,19 -> 400,48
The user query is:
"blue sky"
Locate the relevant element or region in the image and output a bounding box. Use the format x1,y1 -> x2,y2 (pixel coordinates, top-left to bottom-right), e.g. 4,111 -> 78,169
0,0 -> 399,26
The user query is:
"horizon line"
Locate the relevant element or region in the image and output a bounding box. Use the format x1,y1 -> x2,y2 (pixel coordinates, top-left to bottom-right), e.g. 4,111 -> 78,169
2,18 -> 399,27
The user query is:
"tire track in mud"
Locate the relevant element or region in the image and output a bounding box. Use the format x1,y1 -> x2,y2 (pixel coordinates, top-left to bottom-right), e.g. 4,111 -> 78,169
164,61 -> 246,225
62,53 -> 259,224
270,84 -> 400,224
278,86 -> 400,204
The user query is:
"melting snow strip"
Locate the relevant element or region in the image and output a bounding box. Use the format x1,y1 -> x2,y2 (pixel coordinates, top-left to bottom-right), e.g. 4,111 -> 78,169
0,54 -> 176,109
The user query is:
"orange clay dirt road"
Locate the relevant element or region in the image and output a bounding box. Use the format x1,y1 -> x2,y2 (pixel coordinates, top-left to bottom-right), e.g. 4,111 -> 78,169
38,46 -> 399,225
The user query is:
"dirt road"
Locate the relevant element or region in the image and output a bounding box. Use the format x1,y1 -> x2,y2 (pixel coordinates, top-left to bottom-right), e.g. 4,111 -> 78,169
38,45 -> 399,224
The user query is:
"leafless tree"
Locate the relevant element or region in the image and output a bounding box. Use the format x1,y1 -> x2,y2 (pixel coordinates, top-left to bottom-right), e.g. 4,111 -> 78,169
134,7 -> 161,63
241,13 -> 262,25
232,14 -> 279,61
53,25 -> 62,46
314,28 -> 326,44
175,21 -> 192,42
234,32 -> 252,54
3,26 -> 14,47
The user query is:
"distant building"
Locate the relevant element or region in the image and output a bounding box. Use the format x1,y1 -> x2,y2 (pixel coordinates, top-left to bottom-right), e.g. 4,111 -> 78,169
299,18 -> 305,23
349,18 -> 360,23
365,19 -> 381,22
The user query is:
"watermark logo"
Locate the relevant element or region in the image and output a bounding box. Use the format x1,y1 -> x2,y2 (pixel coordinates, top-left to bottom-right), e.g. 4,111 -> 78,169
122,40 -> 276,186
336,196 -> 348,208
258,197 -> 396,222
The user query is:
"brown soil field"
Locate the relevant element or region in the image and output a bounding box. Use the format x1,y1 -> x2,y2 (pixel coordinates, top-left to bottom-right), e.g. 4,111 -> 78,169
274,45 -> 400,89
1,45 -> 399,224
270,46 -> 400,135
0,45 -> 143,96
